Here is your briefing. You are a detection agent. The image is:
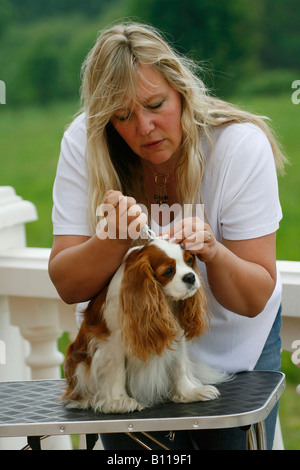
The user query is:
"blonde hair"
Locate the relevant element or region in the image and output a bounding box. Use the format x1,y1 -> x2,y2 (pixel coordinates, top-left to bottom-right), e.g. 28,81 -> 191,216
80,22 -> 286,232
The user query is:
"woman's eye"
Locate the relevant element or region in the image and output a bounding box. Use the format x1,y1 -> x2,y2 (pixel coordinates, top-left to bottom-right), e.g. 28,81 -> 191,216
117,113 -> 131,122
148,99 -> 165,110
163,267 -> 174,278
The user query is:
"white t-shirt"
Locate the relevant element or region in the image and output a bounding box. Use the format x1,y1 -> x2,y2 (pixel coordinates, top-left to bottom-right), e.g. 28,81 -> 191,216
52,113 -> 282,373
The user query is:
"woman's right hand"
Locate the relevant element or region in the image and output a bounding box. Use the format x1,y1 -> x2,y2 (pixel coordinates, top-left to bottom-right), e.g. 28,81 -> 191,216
97,190 -> 147,241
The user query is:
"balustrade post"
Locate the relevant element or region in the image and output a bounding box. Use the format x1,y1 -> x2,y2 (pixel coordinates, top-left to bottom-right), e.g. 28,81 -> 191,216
0,187 -> 73,448
0,187 -> 36,449
9,297 -> 65,379
0,187 -> 37,379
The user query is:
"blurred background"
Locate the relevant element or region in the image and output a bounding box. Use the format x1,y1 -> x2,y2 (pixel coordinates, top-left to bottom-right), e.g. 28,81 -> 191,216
0,0 -> 299,449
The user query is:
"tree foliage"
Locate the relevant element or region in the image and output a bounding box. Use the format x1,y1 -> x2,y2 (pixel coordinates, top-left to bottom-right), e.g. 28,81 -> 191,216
9,0 -> 111,20
0,0 -> 15,39
0,0 -> 299,106
127,0 -> 263,95
259,0 -> 300,70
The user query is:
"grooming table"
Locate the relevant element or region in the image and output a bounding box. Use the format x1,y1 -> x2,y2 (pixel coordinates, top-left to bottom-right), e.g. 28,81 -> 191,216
0,371 -> 285,450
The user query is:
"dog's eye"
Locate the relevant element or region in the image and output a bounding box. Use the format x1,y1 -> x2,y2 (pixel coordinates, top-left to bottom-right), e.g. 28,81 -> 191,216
163,267 -> 174,278
187,257 -> 194,266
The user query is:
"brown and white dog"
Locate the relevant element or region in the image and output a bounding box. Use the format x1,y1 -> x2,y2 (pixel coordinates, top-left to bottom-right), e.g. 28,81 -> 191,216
62,238 -> 228,413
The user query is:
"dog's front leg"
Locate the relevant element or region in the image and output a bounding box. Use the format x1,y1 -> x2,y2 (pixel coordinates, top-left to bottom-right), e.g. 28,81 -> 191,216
92,331 -> 144,413
171,340 -> 219,403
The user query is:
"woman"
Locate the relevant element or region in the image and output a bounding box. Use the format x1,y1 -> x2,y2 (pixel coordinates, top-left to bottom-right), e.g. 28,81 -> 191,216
49,22 -> 286,449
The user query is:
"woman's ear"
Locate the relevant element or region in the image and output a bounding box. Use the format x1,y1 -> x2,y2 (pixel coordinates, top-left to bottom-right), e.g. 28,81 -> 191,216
119,248 -> 179,361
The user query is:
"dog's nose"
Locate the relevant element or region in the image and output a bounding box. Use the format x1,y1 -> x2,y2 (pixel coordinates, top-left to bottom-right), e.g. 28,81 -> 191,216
182,273 -> 196,286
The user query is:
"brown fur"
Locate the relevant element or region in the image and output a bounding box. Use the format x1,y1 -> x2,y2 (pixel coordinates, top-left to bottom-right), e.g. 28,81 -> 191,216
62,287 -> 109,401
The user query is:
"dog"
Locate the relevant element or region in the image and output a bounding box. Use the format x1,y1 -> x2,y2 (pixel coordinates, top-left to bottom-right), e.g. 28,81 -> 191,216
62,238 -> 228,413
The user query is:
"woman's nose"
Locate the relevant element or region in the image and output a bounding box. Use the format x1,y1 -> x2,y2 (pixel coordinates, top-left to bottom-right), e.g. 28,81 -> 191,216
136,110 -> 155,136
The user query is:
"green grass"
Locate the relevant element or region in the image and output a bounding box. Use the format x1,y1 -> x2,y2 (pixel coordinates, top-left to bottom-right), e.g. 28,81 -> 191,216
1,94 -> 300,449
0,99 -> 79,247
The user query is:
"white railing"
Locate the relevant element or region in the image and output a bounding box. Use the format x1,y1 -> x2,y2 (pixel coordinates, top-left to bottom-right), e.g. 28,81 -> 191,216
0,187 -> 299,449
0,187 -> 77,449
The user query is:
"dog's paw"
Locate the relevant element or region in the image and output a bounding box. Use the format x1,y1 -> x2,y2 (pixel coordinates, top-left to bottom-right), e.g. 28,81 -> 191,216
64,399 -> 91,410
195,385 -> 220,401
172,385 -> 220,403
94,396 -> 144,414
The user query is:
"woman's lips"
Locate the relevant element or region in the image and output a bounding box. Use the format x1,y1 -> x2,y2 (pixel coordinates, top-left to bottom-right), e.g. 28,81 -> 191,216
143,139 -> 164,150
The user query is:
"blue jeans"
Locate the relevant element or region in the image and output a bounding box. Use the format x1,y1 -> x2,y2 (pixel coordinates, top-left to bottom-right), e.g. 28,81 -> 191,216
101,306 -> 282,450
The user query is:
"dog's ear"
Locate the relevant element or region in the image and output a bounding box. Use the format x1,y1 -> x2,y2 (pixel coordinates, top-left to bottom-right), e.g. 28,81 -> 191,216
178,273 -> 210,340
119,248 -> 179,361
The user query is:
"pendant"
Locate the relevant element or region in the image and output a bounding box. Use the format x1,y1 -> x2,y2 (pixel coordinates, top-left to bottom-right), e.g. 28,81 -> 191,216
153,173 -> 169,205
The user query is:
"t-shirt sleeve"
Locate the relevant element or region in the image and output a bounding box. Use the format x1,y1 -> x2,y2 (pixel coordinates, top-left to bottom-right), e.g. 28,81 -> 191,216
219,124 -> 282,240
52,115 -> 91,236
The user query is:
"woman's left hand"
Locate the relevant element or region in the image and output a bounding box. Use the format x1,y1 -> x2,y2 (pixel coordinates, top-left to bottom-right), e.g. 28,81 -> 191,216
161,217 -> 219,263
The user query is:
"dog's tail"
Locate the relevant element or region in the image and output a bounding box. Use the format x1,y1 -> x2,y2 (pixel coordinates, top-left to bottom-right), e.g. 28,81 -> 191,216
190,360 -> 234,385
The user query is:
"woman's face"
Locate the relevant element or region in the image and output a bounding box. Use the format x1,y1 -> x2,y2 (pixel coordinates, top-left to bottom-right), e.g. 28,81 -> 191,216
110,66 -> 183,168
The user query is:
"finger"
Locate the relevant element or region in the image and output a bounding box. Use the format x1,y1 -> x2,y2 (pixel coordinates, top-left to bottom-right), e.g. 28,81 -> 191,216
173,221 -> 205,244
204,230 -> 212,242
181,233 -> 204,251
182,230 -> 213,252
118,195 -> 138,218
127,203 -> 142,218
104,190 -> 123,207
159,219 -> 184,240
128,213 -> 148,240
126,196 -> 138,207
98,202 -> 115,218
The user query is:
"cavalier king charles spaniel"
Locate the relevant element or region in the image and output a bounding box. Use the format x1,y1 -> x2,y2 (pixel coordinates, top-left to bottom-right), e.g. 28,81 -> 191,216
62,238 -> 228,413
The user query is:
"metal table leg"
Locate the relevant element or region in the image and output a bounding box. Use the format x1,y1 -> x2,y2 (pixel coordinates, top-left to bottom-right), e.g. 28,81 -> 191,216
126,432 -> 171,450
86,433 -> 99,450
255,421 -> 267,450
247,422 -> 267,450
247,425 -> 258,450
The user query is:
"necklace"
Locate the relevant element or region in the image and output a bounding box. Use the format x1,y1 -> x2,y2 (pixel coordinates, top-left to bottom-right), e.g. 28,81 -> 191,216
153,172 -> 169,205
